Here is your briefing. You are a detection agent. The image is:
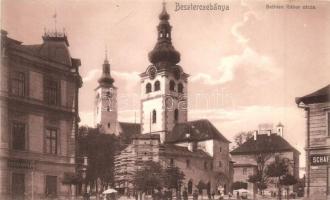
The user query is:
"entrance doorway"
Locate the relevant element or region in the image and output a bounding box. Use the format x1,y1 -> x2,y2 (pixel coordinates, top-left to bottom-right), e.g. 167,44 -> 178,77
12,173 -> 25,200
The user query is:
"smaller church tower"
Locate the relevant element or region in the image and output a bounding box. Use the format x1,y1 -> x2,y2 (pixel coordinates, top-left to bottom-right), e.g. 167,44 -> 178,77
276,122 -> 284,137
94,53 -> 118,134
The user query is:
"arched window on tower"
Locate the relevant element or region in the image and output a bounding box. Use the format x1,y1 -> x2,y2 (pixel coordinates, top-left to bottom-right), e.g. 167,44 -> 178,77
152,110 -> 157,124
146,83 -> 152,93
154,81 -> 160,91
169,80 -> 175,91
178,83 -> 183,93
174,109 -> 179,122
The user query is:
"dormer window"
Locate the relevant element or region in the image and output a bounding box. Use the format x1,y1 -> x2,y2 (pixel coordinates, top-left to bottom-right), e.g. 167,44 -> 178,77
146,83 -> 152,93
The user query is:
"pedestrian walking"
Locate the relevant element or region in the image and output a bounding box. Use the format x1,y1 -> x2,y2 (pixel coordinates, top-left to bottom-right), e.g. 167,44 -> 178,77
236,191 -> 240,200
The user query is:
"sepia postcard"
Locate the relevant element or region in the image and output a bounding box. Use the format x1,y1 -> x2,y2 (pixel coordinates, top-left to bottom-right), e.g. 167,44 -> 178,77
1,0 -> 330,200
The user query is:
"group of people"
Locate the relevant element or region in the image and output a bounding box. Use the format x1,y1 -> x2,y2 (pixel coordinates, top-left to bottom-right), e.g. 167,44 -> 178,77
151,188 -> 225,200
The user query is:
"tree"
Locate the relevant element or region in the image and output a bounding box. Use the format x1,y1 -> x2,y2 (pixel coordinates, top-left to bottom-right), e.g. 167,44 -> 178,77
196,180 -> 206,195
281,175 -> 298,200
248,172 -> 267,200
247,151 -> 274,199
77,126 -> 120,195
163,165 -> 185,190
233,131 -> 254,149
266,158 -> 297,200
163,165 -> 185,200
133,161 -> 164,195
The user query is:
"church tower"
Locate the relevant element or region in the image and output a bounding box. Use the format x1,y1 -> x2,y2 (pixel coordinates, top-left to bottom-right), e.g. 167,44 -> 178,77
140,3 -> 189,143
94,54 -> 118,134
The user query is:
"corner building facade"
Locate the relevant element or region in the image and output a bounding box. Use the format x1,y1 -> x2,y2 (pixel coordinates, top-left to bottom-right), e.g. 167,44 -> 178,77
0,30 -> 82,199
296,85 -> 330,200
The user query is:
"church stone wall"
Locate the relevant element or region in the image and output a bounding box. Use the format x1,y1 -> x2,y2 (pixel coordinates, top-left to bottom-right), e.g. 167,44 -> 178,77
162,155 -> 216,192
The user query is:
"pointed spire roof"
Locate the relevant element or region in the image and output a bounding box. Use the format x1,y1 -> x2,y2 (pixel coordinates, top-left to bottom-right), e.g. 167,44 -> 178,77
148,2 -> 180,67
98,51 -> 114,86
159,1 -> 170,20
104,46 -> 109,64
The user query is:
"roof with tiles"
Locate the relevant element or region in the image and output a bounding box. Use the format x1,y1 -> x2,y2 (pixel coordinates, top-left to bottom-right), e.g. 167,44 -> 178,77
230,134 -> 299,155
161,144 -> 212,159
166,119 -> 230,144
296,84 -> 330,105
4,30 -> 74,67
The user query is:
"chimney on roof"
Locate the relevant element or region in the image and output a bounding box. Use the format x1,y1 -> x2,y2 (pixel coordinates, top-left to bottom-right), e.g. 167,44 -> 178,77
253,130 -> 258,140
267,130 -> 271,136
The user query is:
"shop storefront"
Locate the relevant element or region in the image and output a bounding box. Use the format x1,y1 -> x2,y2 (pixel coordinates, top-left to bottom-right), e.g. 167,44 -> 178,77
296,84 -> 330,199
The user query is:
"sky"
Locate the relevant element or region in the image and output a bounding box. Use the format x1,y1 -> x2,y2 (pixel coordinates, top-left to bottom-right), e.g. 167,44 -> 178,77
2,0 -> 330,171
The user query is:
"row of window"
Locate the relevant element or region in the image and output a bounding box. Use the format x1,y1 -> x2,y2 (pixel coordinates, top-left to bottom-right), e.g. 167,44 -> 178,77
12,121 -> 58,154
11,71 -> 60,106
170,158 -> 222,170
12,173 -> 57,198
146,80 -> 184,93
151,109 -> 179,124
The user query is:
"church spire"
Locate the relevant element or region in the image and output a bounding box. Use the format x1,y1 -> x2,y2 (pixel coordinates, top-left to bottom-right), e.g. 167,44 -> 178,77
148,2 -> 180,66
104,45 -> 109,64
98,50 -> 114,86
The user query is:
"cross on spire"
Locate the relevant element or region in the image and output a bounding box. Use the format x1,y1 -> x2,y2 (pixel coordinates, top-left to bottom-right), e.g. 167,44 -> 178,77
105,45 -> 109,62
162,0 -> 166,10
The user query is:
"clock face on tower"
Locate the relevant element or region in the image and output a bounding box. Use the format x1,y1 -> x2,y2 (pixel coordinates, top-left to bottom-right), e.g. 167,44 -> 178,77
101,88 -> 114,111
165,96 -> 173,110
